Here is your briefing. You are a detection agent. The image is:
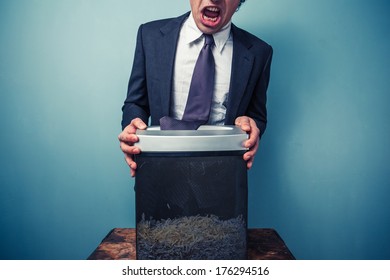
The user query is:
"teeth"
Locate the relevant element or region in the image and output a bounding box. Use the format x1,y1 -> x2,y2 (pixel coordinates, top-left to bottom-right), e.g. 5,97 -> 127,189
204,15 -> 217,22
206,7 -> 219,12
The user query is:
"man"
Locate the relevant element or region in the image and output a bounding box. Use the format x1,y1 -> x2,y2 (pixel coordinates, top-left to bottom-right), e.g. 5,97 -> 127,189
119,0 -> 273,177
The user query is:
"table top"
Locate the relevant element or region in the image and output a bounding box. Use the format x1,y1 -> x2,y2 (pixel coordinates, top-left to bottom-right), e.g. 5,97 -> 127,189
88,228 -> 295,260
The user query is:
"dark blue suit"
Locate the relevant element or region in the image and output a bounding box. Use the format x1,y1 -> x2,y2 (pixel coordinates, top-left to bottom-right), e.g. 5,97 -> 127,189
121,12 -> 273,137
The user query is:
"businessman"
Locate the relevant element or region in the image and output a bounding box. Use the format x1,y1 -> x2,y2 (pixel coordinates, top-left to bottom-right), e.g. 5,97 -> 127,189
119,0 -> 273,177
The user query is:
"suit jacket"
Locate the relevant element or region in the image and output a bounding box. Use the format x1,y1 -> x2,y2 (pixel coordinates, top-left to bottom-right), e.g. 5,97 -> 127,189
121,12 -> 273,137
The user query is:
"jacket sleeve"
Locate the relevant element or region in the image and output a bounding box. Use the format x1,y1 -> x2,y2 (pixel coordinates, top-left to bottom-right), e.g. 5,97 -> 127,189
121,24 -> 150,130
247,45 -> 273,138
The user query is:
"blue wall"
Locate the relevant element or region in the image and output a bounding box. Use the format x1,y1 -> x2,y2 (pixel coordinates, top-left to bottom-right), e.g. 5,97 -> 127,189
0,0 -> 389,260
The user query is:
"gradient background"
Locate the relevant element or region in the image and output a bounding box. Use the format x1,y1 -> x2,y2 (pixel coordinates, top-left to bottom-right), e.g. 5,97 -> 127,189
1,0 -> 389,260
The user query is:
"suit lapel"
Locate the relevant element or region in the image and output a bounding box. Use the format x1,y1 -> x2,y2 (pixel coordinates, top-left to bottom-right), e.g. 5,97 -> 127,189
157,12 -> 190,117
225,24 -> 254,124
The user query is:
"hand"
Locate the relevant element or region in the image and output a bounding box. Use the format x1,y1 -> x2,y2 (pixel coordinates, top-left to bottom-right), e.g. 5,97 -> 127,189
118,118 -> 147,177
235,116 -> 260,169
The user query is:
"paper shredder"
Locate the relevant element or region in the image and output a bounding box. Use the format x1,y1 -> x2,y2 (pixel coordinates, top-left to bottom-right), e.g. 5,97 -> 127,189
134,125 -> 248,260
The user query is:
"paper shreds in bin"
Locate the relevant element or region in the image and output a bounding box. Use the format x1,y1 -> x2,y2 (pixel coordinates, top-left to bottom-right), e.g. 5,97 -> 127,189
137,214 -> 246,259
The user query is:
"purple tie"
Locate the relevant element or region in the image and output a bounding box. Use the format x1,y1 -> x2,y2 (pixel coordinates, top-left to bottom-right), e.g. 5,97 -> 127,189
160,34 -> 215,130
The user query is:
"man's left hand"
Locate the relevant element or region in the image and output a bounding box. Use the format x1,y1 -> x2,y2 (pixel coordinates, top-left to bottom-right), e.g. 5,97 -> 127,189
235,116 -> 260,169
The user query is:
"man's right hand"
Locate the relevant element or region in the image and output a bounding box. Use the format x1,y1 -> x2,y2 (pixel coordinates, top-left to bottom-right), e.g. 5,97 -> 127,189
118,118 -> 147,177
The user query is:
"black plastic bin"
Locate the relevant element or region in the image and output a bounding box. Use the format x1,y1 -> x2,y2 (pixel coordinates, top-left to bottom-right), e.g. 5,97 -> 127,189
134,126 -> 248,260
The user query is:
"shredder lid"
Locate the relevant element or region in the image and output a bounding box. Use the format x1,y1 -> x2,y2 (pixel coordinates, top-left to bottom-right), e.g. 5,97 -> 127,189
134,125 -> 248,152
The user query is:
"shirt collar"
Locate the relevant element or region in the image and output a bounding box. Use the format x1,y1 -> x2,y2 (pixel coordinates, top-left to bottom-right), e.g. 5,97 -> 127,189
182,12 -> 232,53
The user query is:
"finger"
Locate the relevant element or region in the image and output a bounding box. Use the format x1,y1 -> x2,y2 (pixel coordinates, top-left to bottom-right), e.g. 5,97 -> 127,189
243,152 -> 254,169
235,116 -> 251,132
243,134 -> 259,169
245,131 -> 259,149
119,118 -> 147,143
130,118 -> 147,130
245,121 -> 260,149
243,150 -> 256,169
124,153 -> 137,169
120,141 -> 141,155
243,140 -> 258,160
130,168 -> 136,178
124,154 -> 137,177
246,157 -> 254,169
118,131 -> 139,144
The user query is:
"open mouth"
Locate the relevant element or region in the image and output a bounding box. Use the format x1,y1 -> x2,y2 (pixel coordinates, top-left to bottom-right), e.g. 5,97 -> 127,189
202,6 -> 221,23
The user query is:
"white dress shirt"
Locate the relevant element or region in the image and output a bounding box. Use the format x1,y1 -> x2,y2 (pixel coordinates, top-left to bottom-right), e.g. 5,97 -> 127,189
171,13 -> 233,125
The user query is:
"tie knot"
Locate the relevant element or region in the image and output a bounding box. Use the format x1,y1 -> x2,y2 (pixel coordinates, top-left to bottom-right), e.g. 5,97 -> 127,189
203,34 -> 214,46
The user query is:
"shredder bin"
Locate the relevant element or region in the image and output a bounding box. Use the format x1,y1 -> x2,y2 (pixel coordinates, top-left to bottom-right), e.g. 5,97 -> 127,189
134,125 -> 248,260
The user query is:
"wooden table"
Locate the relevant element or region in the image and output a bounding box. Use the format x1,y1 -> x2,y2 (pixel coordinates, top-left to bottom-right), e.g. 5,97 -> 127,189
88,228 -> 295,260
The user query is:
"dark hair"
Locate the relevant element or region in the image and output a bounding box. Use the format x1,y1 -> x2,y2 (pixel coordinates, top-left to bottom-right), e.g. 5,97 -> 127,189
238,0 -> 246,8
